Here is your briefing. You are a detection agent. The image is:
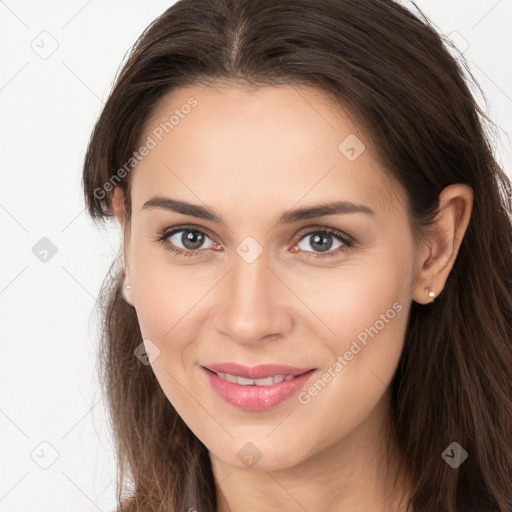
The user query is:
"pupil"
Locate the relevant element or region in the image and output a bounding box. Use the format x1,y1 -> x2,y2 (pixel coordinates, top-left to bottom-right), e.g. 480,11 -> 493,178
183,230 -> 204,250
311,233 -> 332,252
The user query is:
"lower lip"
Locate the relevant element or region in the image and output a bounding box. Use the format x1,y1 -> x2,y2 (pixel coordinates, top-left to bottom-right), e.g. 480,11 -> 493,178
201,366 -> 316,411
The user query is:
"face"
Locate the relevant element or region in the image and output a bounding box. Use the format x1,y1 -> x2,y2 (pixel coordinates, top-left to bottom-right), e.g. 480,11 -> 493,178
119,83 -> 419,471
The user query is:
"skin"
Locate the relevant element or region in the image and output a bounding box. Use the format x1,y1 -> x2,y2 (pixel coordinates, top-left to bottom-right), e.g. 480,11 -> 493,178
112,83 -> 473,512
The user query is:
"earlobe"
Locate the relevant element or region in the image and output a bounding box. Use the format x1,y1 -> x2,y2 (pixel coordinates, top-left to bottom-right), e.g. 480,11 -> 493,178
414,286 -> 437,305
120,260 -> 134,305
112,186 -> 133,305
412,243 -> 444,305
121,279 -> 133,306
411,184 -> 473,304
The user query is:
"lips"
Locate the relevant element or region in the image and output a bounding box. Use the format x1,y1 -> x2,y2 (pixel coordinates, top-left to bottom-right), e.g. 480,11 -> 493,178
200,362 -> 316,410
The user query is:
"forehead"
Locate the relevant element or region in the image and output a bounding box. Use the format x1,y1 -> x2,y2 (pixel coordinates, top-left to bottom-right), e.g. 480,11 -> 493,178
130,83 -> 404,219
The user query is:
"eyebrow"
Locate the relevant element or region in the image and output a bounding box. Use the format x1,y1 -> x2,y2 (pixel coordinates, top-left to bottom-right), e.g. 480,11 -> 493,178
141,196 -> 376,223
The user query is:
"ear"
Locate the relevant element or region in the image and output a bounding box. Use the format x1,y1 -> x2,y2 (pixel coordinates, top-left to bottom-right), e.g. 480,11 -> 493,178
411,183 -> 474,304
112,186 -> 127,226
112,187 -> 133,305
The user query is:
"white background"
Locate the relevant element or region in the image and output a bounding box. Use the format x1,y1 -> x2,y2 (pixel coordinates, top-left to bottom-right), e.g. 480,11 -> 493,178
0,1 -> 511,511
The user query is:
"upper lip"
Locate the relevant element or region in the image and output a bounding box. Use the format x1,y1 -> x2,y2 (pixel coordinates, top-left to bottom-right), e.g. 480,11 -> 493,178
202,362 -> 314,380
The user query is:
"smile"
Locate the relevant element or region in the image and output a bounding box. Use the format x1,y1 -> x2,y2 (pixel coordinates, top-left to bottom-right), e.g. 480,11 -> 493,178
200,364 -> 316,411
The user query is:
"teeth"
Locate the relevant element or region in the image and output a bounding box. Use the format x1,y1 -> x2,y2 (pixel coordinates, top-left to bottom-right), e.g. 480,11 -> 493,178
216,372 -> 297,386
225,373 -> 239,384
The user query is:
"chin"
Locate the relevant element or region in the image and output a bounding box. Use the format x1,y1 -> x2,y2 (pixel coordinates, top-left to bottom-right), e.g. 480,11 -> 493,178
212,437 -> 311,472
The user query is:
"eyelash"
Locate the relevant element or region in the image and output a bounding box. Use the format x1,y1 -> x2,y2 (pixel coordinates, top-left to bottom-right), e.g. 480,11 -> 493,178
155,224 -> 355,259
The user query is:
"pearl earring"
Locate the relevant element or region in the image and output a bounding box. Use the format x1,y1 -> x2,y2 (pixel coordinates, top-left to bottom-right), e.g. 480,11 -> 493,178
427,289 -> 435,301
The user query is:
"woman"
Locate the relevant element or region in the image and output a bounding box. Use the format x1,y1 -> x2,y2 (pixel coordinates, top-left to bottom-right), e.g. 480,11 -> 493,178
82,0 -> 512,510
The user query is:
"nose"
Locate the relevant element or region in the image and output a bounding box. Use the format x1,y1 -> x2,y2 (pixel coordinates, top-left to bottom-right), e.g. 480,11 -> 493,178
210,251 -> 294,346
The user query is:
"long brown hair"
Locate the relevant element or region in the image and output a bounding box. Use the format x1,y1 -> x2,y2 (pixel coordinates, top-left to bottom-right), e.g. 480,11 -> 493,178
82,1 -> 512,510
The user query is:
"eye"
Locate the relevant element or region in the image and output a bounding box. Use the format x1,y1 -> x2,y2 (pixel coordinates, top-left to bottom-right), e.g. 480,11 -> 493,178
155,225 -> 354,259
293,228 -> 354,258
156,226 -> 219,257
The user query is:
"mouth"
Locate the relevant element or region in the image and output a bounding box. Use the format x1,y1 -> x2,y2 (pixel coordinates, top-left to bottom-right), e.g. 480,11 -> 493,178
200,362 -> 316,411
202,362 -> 314,380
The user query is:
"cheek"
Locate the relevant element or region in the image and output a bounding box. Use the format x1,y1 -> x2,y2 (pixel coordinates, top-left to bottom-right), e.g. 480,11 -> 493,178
300,246 -> 413,394
129,258 -> 209,429
300,252 -> 411,348
289,270 -> 410,456
129,236 -> 203,336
